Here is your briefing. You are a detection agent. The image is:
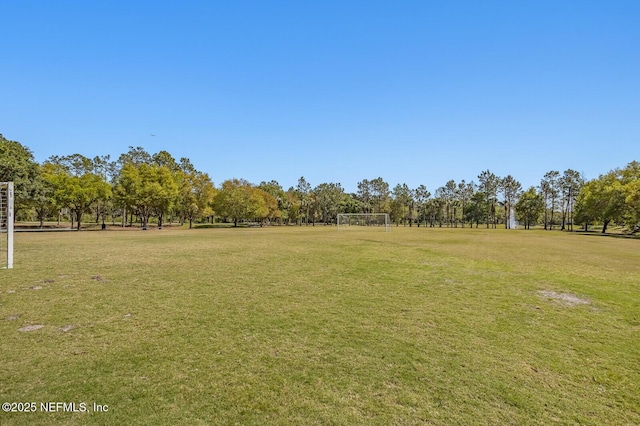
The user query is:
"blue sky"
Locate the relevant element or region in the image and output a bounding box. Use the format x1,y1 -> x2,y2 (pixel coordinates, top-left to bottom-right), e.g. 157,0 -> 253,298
2,1 -> 638,193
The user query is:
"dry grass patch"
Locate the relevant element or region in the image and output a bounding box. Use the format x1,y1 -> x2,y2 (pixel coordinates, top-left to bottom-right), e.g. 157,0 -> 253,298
538,290 -> 591,306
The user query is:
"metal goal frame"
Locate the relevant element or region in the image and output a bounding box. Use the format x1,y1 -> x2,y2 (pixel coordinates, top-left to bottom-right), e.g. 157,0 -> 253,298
337,213 -> 390,232
0,182 -> 14,269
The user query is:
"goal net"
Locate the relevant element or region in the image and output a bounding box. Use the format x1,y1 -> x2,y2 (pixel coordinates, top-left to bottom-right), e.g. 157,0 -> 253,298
337,213 -> 390,232
0,182 -> 14,269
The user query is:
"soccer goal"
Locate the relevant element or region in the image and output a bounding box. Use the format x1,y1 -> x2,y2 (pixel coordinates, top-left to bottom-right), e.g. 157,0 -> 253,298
0,182 -> 14,269
337,213 -> 390,232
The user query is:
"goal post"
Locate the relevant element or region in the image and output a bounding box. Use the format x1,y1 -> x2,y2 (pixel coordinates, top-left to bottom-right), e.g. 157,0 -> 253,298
0,182 -> 14,269
337,213 -> 390,232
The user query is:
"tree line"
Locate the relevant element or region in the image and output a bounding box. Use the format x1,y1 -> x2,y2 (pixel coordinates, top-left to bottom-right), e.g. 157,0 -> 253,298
1,134 -> 638,233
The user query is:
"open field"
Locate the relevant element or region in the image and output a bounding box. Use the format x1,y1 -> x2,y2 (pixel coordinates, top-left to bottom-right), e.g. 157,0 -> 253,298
1,226 -> 639,425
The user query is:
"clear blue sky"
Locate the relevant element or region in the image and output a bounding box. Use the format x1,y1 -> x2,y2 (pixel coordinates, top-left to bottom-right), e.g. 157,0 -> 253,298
2,1 -> 638,193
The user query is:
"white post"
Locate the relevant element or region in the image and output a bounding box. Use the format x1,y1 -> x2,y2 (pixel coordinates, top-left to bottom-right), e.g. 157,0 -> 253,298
7,182 -> 13,269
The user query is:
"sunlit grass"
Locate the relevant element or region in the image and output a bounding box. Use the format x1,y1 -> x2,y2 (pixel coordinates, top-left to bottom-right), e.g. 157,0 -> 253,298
1,226 -> 639,425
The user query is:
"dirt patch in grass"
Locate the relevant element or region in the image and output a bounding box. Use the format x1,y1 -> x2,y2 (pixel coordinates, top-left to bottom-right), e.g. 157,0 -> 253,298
6,314 -> 19,321
18,324 -> 45,332
59,325 -> 77,332
539,290 -> 590,306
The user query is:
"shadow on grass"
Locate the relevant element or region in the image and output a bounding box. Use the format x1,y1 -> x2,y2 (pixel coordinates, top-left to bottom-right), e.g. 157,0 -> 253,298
575,230 -> 640,240
194,223 -> 255,229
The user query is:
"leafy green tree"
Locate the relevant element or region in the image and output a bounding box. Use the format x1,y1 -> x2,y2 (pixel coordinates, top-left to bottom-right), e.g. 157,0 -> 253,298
258,181 -> 286,224
47,154 -> 115,223
575,163 -> 640,233
625,180 -> 640,230
88,155 -> 118,225
118,146 -> 152,166
313,182 -> 344,225
447,180 -> 460,226
212,179 -> 261,227
465,191 -> 486,228
423,198 -> 438,227
47,161 -> 111,230
620,161 -> 640,230
178,170 -> 216,228
152,150 -> 180,173
252,187 -> 278,225
148,151 -> 181,226
32,163 -> 58,227
478,170 -> 499,228
540,171 -> 560,230
413,185 -> 431,227
151,165 -> 179,228
356,179 -> 372,213
391,183 -> 413,226
574,171 -> 626,233
0,134 -> 40,217
515,187 -> 544,229
92,155 -> 116,181
456,181 -> 473,228
433,187 -> 447,227
390,184 -> 406,225
559,169 -> 583,231
625,179 -> 640,230
114,147 -> 153,226
47,154 -> 94,176
370,177 -> 390,213
296,176 -> 312,225
285,188 -> 302,225
339,193 -> 361,214
499,175 -> 522,229
114,163 -> 177,229
356,177 -> 390,214
113,162 -> 140,226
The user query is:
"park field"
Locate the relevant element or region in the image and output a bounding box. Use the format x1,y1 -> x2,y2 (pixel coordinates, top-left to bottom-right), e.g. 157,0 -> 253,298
1,226 -> 639,425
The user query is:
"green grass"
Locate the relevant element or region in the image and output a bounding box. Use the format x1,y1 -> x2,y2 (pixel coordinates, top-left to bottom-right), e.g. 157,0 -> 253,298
1,226 -> 639,425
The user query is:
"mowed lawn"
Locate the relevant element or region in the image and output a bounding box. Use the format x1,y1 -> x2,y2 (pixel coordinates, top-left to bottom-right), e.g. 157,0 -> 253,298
1,226 -> 639,425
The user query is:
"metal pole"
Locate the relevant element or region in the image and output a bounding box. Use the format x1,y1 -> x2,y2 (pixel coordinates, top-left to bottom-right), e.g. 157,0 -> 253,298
7,182 -> 13,269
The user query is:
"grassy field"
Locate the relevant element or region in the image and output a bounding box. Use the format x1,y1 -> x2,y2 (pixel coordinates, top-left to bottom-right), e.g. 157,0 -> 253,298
1,226 -> 639,425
